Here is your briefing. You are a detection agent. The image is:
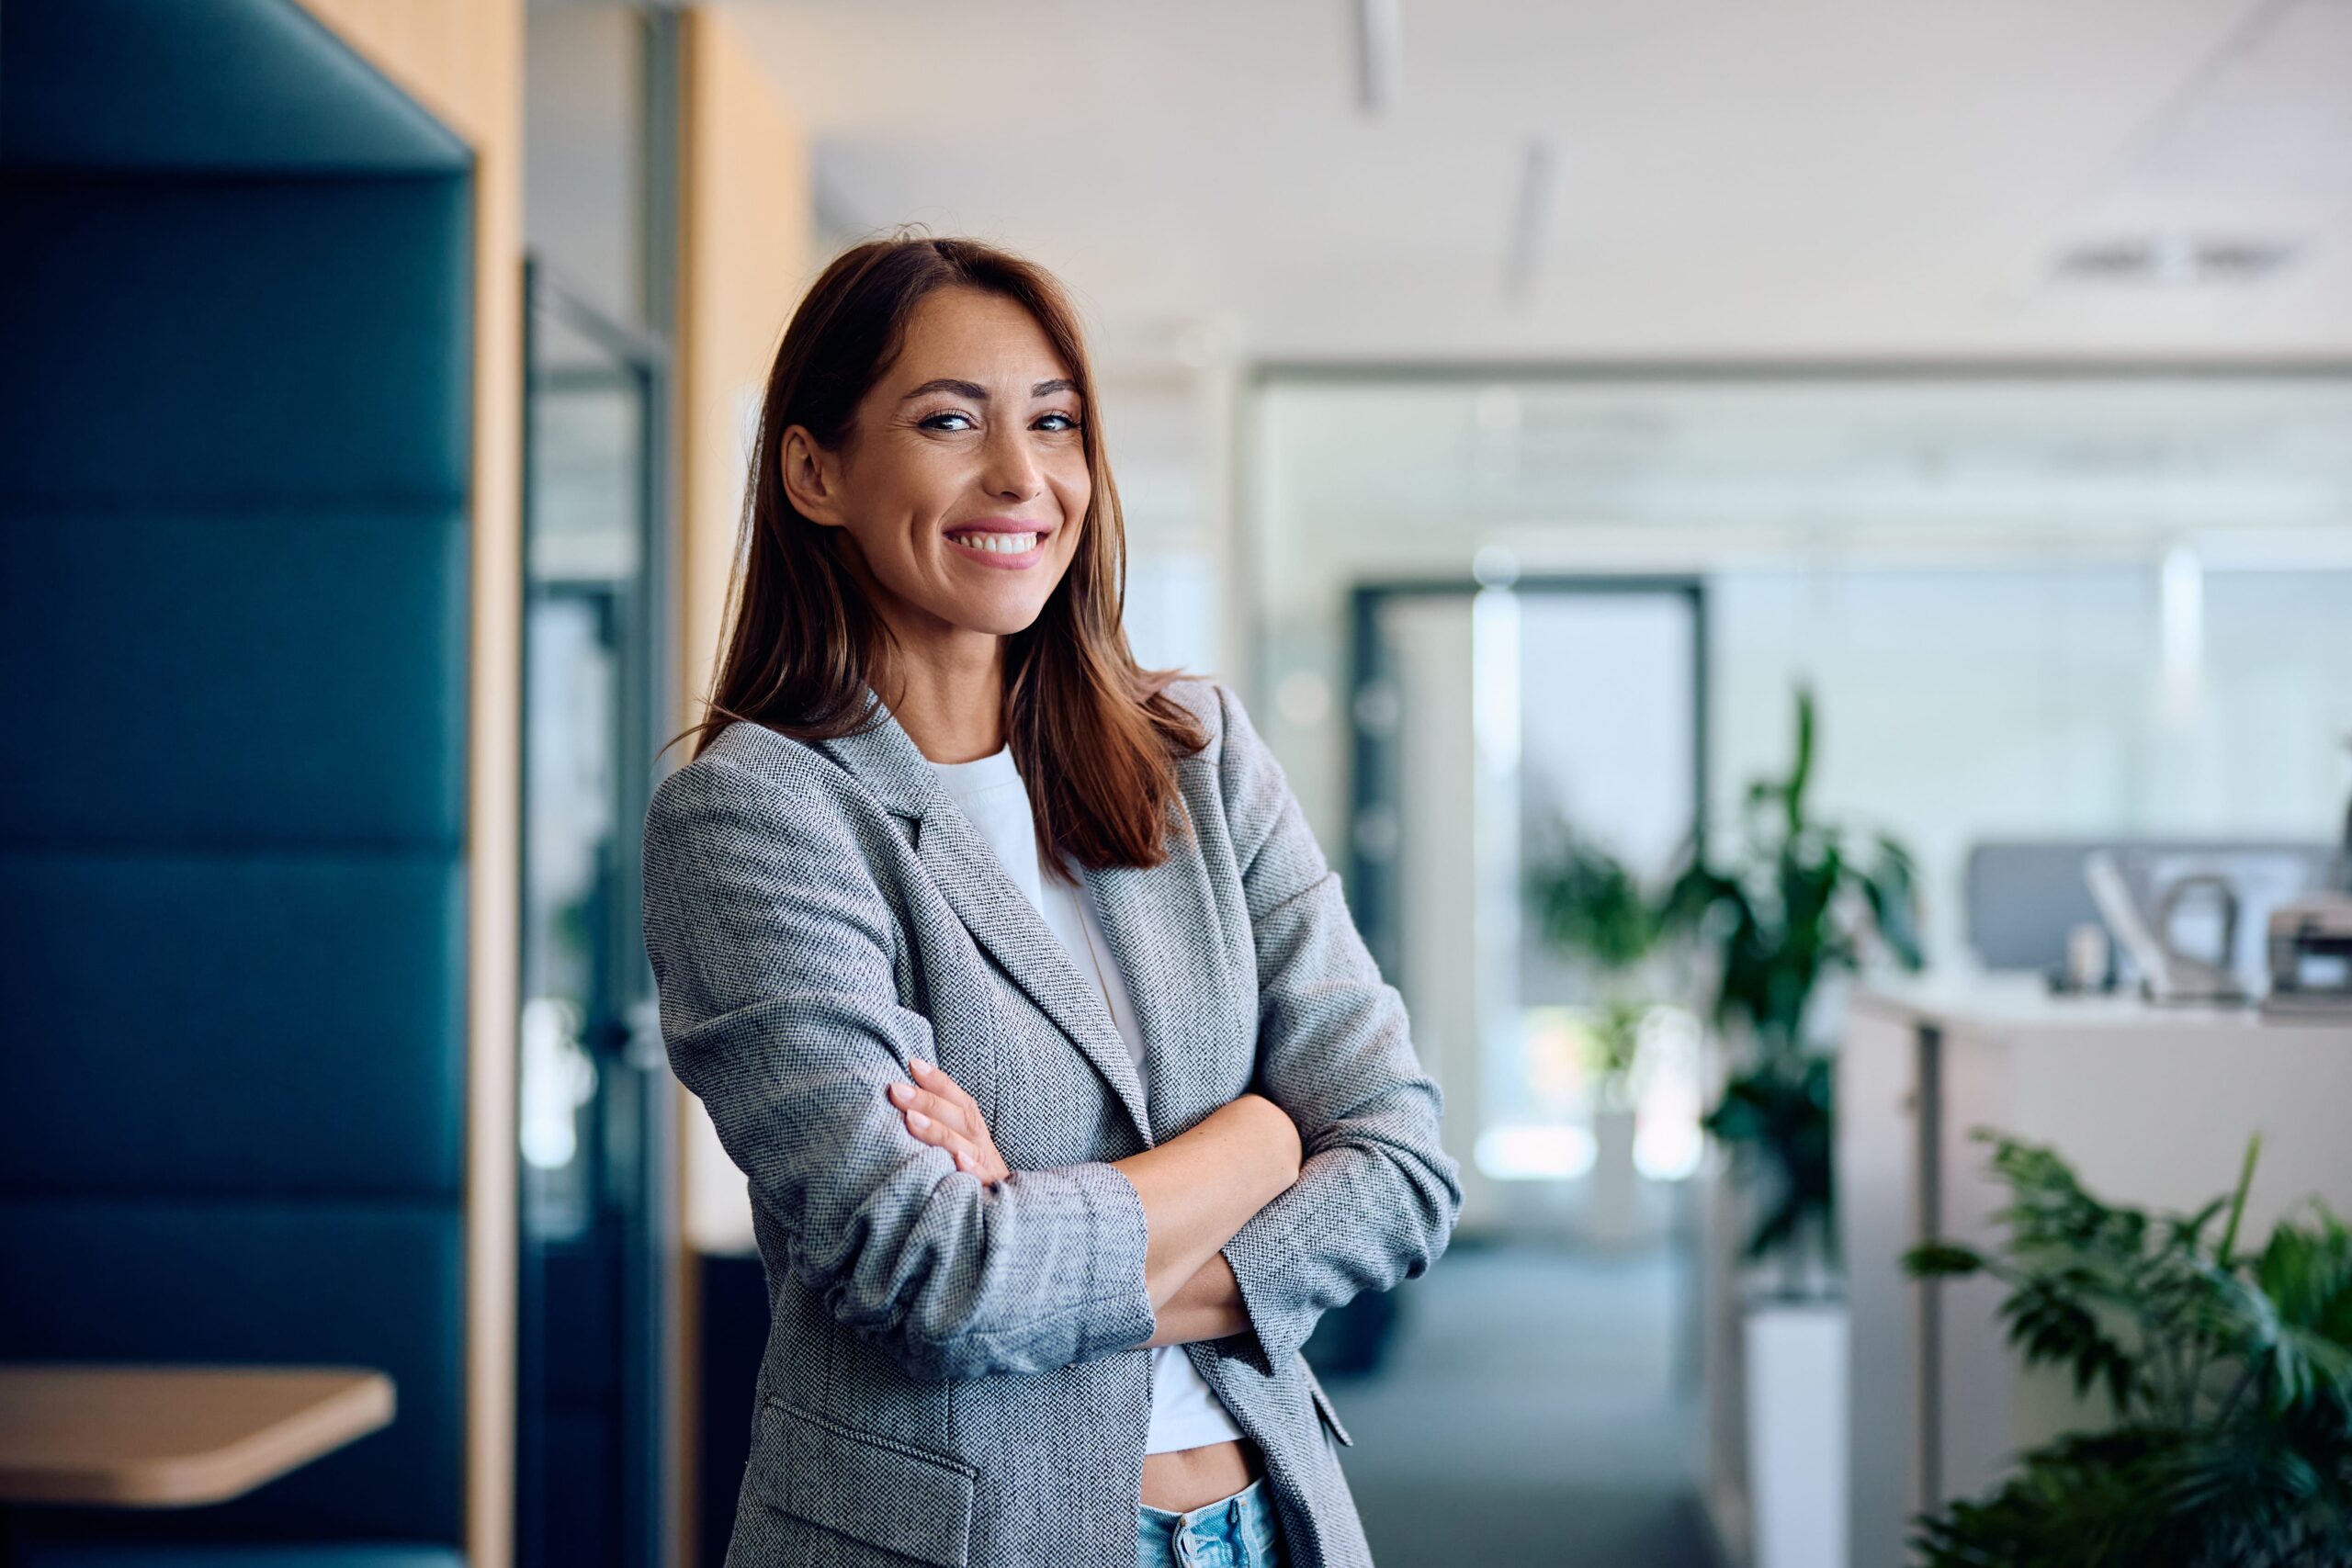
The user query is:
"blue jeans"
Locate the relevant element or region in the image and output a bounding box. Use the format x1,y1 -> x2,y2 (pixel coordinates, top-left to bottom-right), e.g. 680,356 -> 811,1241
1136,1476 -> 1283,1567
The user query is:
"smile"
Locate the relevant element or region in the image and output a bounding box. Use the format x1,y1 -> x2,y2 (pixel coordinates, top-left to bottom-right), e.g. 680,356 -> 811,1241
947,531 -> 1039,556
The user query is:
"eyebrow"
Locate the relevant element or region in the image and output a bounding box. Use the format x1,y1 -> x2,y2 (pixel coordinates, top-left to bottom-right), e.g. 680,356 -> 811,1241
899,377 -> 1080,401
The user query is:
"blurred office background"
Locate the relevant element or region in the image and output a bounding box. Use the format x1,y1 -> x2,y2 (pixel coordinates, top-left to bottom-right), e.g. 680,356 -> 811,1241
3,3 -> 2348,1567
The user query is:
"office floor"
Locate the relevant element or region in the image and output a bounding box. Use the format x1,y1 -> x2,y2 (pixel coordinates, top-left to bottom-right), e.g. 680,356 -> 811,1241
1319,1238 -> 1720,1568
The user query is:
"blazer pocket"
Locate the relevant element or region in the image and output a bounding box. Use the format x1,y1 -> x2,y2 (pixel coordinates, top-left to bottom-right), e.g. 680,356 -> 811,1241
754,1396 -> 978,1566
1303,1364 -> 1354,1448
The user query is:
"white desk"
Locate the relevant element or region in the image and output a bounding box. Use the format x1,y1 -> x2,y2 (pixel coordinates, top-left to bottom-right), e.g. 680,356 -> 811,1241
1838,979 -> 2352,1568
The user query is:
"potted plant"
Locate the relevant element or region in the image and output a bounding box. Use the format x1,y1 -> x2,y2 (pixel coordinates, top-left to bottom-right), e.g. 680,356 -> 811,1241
1584,996 -> 1652,1247
1657,685 -> 1924,1568
1661,684 -> 1924,1280
1905,1133 -> 2352,1567
1526,832 -> 1666,1247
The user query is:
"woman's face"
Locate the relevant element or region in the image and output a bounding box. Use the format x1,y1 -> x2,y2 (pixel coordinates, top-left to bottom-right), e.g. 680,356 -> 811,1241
788,286 -> 1091,648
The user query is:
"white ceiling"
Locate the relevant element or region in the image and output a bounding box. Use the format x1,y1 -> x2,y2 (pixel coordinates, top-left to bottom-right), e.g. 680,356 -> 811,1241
727,0 -> 2352,369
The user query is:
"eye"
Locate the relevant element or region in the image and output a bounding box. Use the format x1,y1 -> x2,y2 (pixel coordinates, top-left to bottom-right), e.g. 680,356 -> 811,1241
1033,411 -> 1081,433
918,410 -> 977,433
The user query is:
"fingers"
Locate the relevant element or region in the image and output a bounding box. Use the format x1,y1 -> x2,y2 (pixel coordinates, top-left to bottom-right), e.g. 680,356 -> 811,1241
888,1061 -> 1007,1184
919,1121 -> 999,1182
912,1116 -> 984,1170
886,1081 -> 991,1174
886,1080 -> 975,1138
909,1056 -> 979,1114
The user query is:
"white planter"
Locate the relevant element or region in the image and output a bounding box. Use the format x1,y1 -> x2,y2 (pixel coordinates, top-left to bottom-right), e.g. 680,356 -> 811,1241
1583,1105 -> 1644,1247
1744,1300 -> 1849,1568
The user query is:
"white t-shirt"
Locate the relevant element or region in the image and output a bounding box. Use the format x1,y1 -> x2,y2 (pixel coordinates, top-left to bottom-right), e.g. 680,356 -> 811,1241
927,744 -> 1249,1457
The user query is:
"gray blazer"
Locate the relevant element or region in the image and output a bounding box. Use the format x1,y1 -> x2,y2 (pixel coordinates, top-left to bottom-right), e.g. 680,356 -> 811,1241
640,676 -> 1462,1568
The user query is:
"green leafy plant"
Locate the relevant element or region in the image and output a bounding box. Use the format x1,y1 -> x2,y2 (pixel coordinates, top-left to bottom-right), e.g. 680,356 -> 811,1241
1529,831 -> 1663,973
1658,685 -> 1924,1276
1526,829 -> 1668,1115
1699,1050 -> 1837,1270
1904,1133 -> 2352,1567
1580,996 -> 1650,1113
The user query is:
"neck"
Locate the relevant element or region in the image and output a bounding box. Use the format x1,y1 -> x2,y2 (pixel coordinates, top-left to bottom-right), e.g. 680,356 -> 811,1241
878,625 -> 1008,764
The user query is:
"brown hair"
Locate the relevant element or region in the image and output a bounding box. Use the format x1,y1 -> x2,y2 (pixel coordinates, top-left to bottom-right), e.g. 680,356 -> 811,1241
667,232 -> 1208,871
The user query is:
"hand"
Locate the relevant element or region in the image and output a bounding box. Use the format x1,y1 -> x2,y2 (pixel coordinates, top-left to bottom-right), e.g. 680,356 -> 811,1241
887,1058 -> 1011,1185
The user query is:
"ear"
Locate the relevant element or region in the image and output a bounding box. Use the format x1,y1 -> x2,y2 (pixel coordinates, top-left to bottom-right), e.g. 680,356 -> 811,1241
779,424 -> 849,528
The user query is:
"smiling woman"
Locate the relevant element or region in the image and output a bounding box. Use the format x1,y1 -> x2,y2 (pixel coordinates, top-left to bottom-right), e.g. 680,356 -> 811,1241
645,233 -> 1460,1568
786,291 -> 1090,654
684,236 -> 1204,872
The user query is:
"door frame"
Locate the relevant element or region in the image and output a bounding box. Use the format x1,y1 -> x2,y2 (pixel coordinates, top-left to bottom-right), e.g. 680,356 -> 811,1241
516,253 -> 678,1568
1345,574 -> 1710,981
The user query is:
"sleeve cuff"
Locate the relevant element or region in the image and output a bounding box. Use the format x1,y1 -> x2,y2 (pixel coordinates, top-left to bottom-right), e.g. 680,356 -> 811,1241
1218,1200 -> 1309,1377
1069,1160 -> 1159,1358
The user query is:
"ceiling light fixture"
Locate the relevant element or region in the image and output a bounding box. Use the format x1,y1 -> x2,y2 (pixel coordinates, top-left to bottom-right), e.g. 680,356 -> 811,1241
2051,232 -> 2300,288
1503,136 -> 1560,306
1353,0 -> 1399,116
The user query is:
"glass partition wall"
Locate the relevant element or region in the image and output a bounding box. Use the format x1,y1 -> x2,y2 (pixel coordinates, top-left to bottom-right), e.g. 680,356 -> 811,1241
517,261 -> 675,1568
518,6 -> 680,1562
1250,370 -> 2352,1240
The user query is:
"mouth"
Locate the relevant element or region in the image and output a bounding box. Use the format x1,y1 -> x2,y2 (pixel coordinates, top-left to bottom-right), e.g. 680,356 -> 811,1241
943,519 -> 1050,569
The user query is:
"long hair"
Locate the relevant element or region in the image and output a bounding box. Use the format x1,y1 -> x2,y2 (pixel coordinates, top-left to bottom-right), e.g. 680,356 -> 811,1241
668,232 -> 1208,871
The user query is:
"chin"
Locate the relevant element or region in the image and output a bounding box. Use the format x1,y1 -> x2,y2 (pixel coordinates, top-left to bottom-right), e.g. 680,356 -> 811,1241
963,597 -> 1055,637
948,573 -> 1067,638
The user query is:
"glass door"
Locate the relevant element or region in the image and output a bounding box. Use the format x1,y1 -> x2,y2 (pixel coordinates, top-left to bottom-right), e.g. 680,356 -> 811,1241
517,257 -> 675,1568
1348,578 -> 1707,1231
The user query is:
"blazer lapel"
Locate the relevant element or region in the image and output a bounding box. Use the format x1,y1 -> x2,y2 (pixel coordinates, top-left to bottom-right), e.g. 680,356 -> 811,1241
813,693 -> 1155,1146
1082,790 -> 1229,1143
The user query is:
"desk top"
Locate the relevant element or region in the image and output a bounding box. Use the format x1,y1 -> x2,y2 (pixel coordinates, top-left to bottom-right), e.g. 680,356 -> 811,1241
0,1363 -> 394,1507
1853,972 -> 2352,1039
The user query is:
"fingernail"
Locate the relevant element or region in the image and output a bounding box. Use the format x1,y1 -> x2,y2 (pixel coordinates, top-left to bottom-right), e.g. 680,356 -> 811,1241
910,1058 -> 933,1075
908,1110 -> 929,1130
956,1152 -> 975,1171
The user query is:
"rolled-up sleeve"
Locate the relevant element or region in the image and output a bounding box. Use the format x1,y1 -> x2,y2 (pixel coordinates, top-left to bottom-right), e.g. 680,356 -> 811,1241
641,753 -> 1159,1382
1209,684 -> 1464,1376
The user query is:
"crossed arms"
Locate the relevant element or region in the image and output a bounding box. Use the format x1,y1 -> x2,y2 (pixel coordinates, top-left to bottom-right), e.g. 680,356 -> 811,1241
885,1054 -> 1299,1348
639,682 -> 1463,1382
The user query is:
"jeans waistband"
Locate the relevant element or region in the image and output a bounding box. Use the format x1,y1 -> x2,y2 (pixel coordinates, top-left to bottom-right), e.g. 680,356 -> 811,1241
1137,1476 -> 1280,1566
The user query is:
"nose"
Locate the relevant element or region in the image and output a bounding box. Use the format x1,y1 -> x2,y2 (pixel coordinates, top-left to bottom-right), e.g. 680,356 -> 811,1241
978,422 -> 1044,502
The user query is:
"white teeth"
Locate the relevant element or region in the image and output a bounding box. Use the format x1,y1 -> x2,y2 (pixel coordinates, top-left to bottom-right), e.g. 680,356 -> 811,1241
950,532 -> 1038,556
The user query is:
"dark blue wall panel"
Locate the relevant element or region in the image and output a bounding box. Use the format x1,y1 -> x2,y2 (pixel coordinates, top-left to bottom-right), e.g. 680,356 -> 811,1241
0,178 -> 471,508
0,1 -> 477,1557
1,0 -> 469,175
0,505 -> 468,844
0,853 -> 465,1197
